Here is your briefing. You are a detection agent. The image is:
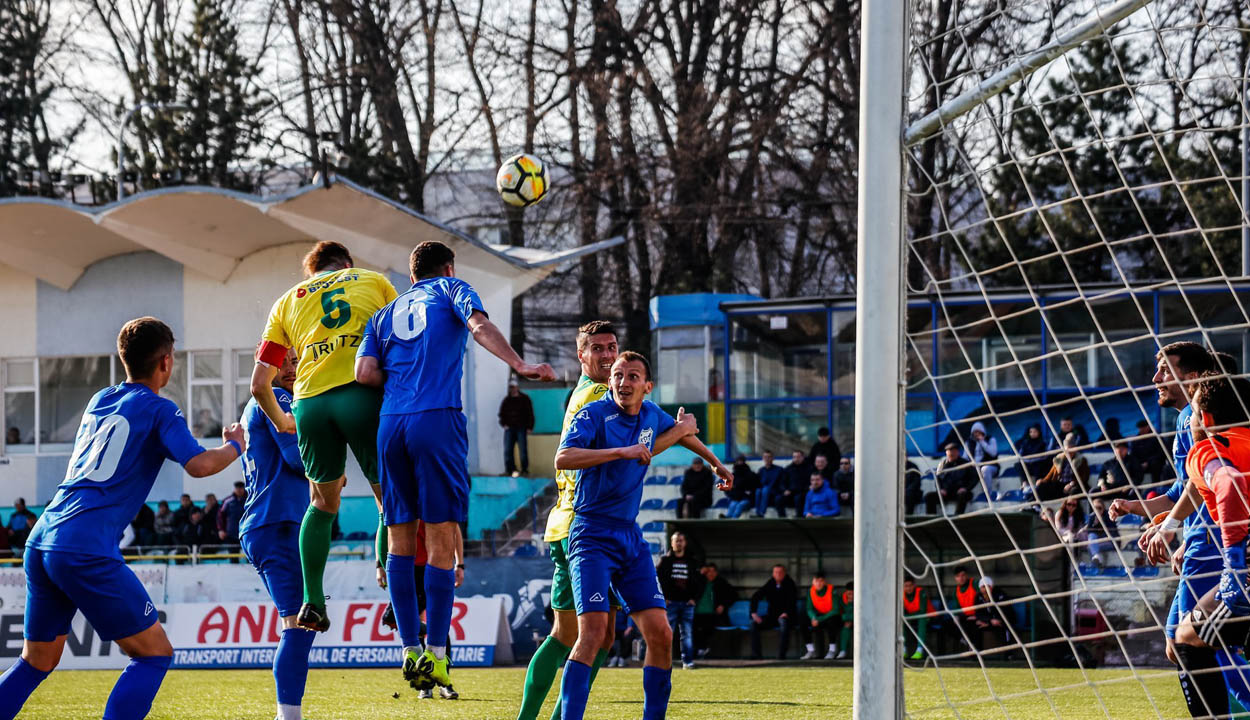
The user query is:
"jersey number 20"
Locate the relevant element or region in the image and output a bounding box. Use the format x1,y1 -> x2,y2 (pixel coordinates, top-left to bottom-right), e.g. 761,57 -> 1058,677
66,414 -> 131,482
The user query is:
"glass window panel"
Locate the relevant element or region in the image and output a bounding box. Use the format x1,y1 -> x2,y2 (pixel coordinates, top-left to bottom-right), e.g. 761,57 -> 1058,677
6,359 -> 34,387
236,350 -> 254,380
730,312 -> 827,400
1160,290 -> 1250,331
4,390 -> 35,447
192,351 -> 222,380
161,352 -> 188,415
191,385 -> 223,438
729,401 -> 828,458
39,356 -> 110,443
655,347 -> 706,405
658,327 -> 705,349
832,312 -> 854,395
234,383 -> 253,420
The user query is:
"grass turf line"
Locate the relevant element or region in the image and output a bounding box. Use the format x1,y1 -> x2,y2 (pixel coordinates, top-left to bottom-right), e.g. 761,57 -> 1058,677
16,666 -> 1184,719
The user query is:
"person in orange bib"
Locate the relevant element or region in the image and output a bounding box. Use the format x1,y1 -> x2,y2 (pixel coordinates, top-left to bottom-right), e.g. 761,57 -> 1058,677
902,577 -> 935,660
945,566 -> 980,651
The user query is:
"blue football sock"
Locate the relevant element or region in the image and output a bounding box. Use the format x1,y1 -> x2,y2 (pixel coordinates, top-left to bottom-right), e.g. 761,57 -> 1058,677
275,627 -> 316,708
102,655 -> 171,720
558,659 -> 593,720
386,553 -> 422,648
424,565 -> 456,650
1219,649 -> 1250,711
0,657 -> 50,720
642,665 -> 673,720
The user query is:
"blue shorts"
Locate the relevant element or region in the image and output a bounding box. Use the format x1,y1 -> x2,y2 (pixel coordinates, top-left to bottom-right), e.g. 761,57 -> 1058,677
568,519 -> 664,616
241,522 -> 304,617
23,547 -> 158,642
1168,554 -> 1224,639
379,409 -> 470,525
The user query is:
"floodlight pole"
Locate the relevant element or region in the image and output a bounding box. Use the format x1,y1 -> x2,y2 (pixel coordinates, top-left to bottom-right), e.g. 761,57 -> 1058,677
853,0 -> 907,717
117,102 -> 190,201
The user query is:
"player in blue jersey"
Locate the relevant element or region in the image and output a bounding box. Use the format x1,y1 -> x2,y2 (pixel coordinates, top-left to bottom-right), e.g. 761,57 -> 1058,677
1113,342 -> 1250,712
554,351 -> 730,720
0,318 -> 246,720
239,346 -> 316,720
355,240 -> 557,691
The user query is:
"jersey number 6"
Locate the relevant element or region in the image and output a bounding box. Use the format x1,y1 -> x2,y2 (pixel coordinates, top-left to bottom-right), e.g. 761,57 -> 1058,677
392,290 -> 429,341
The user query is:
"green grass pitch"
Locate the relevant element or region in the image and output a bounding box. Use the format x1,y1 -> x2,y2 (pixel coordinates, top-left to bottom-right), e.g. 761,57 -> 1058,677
17,665 -> 1187,719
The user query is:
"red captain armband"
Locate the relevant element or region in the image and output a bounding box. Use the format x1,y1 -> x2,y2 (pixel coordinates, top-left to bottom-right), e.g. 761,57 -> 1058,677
257,341 -> 288,367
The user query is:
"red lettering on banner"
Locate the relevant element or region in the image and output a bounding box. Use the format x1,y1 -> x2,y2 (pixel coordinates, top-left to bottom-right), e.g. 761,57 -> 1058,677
344,603 -> 370,641
198,606 -> 230,643
450,602 -> 467,641
234,606 -> 266,643
267,606 -> 282,642
371,605 -> 395,642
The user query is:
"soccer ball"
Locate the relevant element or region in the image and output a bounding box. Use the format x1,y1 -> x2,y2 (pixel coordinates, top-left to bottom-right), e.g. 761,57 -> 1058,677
496,154 -> 548,207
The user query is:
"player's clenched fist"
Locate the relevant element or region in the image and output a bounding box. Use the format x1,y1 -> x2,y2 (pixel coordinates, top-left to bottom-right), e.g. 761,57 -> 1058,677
674,406 -> 699,437
518,362 -> 558,382
619,443 -> 652,465
1107,498 -> 1131,521
222,422 -> 246,451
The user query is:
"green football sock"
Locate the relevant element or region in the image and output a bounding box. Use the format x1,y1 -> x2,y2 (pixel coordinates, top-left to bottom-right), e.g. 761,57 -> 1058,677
839,626 -> 852,656
550,649 -> 608,720
299,505 -> 336,606
517,636 -> 571,720
375,511 -> 388,563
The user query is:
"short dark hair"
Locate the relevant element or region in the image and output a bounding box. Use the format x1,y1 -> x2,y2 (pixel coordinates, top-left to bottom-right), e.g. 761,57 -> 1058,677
773,564 -> 786,571
813,571 -> 826,579
845,581 -> 853,590
117,317 -> 175,379
954,565 -> 969,576
810,471 -> 823,479
576,320 -> 617,353
410,241 -> 455,279
1194,371 -> 1250,428
1158,341 -> 1215,376
614,350 -> 652,381
1136,419 -> 1150,428
703,561 -> 718,570
818,427 -> 831,436
302,241 -> 353,277
944,442 -> 960,451
180,494 -> 190,500
234,481 -> 245,489
1214,350 -> 1240,375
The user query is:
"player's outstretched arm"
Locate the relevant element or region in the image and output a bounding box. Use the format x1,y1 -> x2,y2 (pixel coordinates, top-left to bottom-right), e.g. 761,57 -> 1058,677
1109,493 -> 1175,521
675,435 -> 734,491
466,310 -> 556,381
556,444 -> 650,470
653,407 -> 698,454
250,362 -> 295,434
185,423 -> 247,478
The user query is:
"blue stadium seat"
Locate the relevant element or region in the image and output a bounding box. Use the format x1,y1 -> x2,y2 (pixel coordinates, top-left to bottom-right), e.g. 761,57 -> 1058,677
513,544 -> 538,557
641,521 -> 665,532
727,600 -> 754,629
971,493 -> 987,504
1118,514 -> 1144,526
712,497 -> 730,509
994,489 -> 1024,503
1131,566 -> 1160,578
640,499 -> 664,511
648,542 -> 662,555
645,475 -> 667,486
663,499 -> 680,510
668,476 -> 684,485
344,531 -> 369,541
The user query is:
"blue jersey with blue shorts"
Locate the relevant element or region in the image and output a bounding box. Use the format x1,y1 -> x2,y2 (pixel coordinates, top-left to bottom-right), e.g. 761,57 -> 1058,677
25,383 -> 207,642
1164,404 -> 1224,638
359,277 -> 486,525
559,398 -> 676,615
239,389 -> 309,617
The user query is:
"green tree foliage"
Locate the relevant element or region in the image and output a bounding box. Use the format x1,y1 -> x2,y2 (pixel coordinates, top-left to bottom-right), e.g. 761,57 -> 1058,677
0,0 -> 73,196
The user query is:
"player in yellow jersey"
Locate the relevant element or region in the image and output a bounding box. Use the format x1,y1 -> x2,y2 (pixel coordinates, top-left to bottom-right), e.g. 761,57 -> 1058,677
250,241 -> 398,632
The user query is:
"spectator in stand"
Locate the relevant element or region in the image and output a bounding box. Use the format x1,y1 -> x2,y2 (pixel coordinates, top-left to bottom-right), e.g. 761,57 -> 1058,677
1099,417 -> 1123,443
1097,441 -> 1138,498
499,378 -> 535,477
171,493 -> 197,532
1046,417 -> 1088,452
131,502 -> 156,547
154,500 -> 175,545
810,427 -> 840,469
218,480 -> 247,546
1083,442 -> 1134,568
754,450 -> 785,518
1015,424 -> 1051,489
835,582 -> 853,659
5,427 -> 19,445
679,457 -> 715,519
803,473 -> 840,518
811,454 -> 834,482
925,443 -> 979,515
801,572 -> 840,660
1128,419 -> 1168,487
778,450 -> 810,518
694,562 -> 737,658
177,507 -> 212,549
656,531 -> 705,669
946,566 -> 981,649
607,606 -> 630,667
975,576 -> 1012,648
750,564 -> 798,660
904,460 -> 923,514
1041,496 -> 1086,545
0,521 -> 10,557
725,455 -> 759,518
1036,434 -> 1090,500
7,498 -> 37,548
968,422 -> 999,491
833,458 -> 854,509
201,493 -> 220,534
902,577 -> 935,660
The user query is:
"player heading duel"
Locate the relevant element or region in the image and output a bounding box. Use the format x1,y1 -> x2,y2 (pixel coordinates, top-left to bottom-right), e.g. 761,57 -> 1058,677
0,317 -> 246,720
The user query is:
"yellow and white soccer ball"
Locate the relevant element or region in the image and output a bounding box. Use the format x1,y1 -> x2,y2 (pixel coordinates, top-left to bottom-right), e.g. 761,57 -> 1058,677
496,153 -> 548,207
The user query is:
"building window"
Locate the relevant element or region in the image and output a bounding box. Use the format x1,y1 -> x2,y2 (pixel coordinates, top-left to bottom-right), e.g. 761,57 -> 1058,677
3,359 -> 36,451
234,349 -> 255,419
39,356 -> 111,445
190,351 -> 224,438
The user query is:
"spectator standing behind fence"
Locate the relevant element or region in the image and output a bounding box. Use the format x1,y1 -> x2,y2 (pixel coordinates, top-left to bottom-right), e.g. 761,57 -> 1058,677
656,532 -> 705,669
201,493 -> 220,535
154,500 -> 175,545
755,451 -> 785,518
750,564 -> 798,660
1129,419 -> 1168,487
925,443 -> 979,515
171,493 -> 196,533
801,572 -> 839,660
810,427 -> 840,469
219,481 -> 247,545
803,474 -> 839,518
679,457 -> 715,519
693,562 -> 737,658
833,458 -> 854,509
499,378 -> 535,477
968,422 -> 999,491
177,507 -> 212,549
7,498 -> 36,548
725,456 -> 759,518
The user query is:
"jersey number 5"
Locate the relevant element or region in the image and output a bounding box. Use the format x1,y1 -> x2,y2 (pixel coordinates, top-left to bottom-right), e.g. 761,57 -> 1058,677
320,287 -> 352,329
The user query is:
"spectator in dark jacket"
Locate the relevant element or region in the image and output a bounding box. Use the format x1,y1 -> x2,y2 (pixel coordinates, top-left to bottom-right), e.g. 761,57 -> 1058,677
657,532 -> 705,668
177,508 -> 212,548
1046,417 -> 1088,452
201,493 -> 220,534
171,493 -> 197,532
924,443 -> 980,515
726,456 -> 759,518
154,500 -> 175,545
218,481 -> 247,545
1128,419 -> 1168,487
7,498 -> 37,549
750,564 -> 799,659
777,451 -> 810,518
131,502 -> 156,547
809,427 -> 841,469
832,457 -> 854,509
755,450 -> 785,517
694,562 -> 738,656
1096,442 -> 1136,500
1015,424 -> 1050,489
499,379 -> 535,476
679,458 -> 715,518
811,454 -> 834,483
904,460 -> 923,514
975,576 -> 1014,648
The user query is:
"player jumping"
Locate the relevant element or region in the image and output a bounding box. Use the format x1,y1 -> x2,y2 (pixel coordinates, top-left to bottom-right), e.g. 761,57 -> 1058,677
251,241 -> 397,632
354,240 -> 556,692
554,351 -> 731,720
0,317 -> 246,720
239,347 -> 316,720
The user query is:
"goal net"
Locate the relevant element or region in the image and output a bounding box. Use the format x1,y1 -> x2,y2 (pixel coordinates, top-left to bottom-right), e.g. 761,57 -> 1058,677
881,0 -> 1250,716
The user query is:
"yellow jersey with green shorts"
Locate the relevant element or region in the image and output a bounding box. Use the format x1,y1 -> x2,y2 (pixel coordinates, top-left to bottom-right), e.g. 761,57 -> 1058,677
259,267 -> 397,484
544,374 -> 609,611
